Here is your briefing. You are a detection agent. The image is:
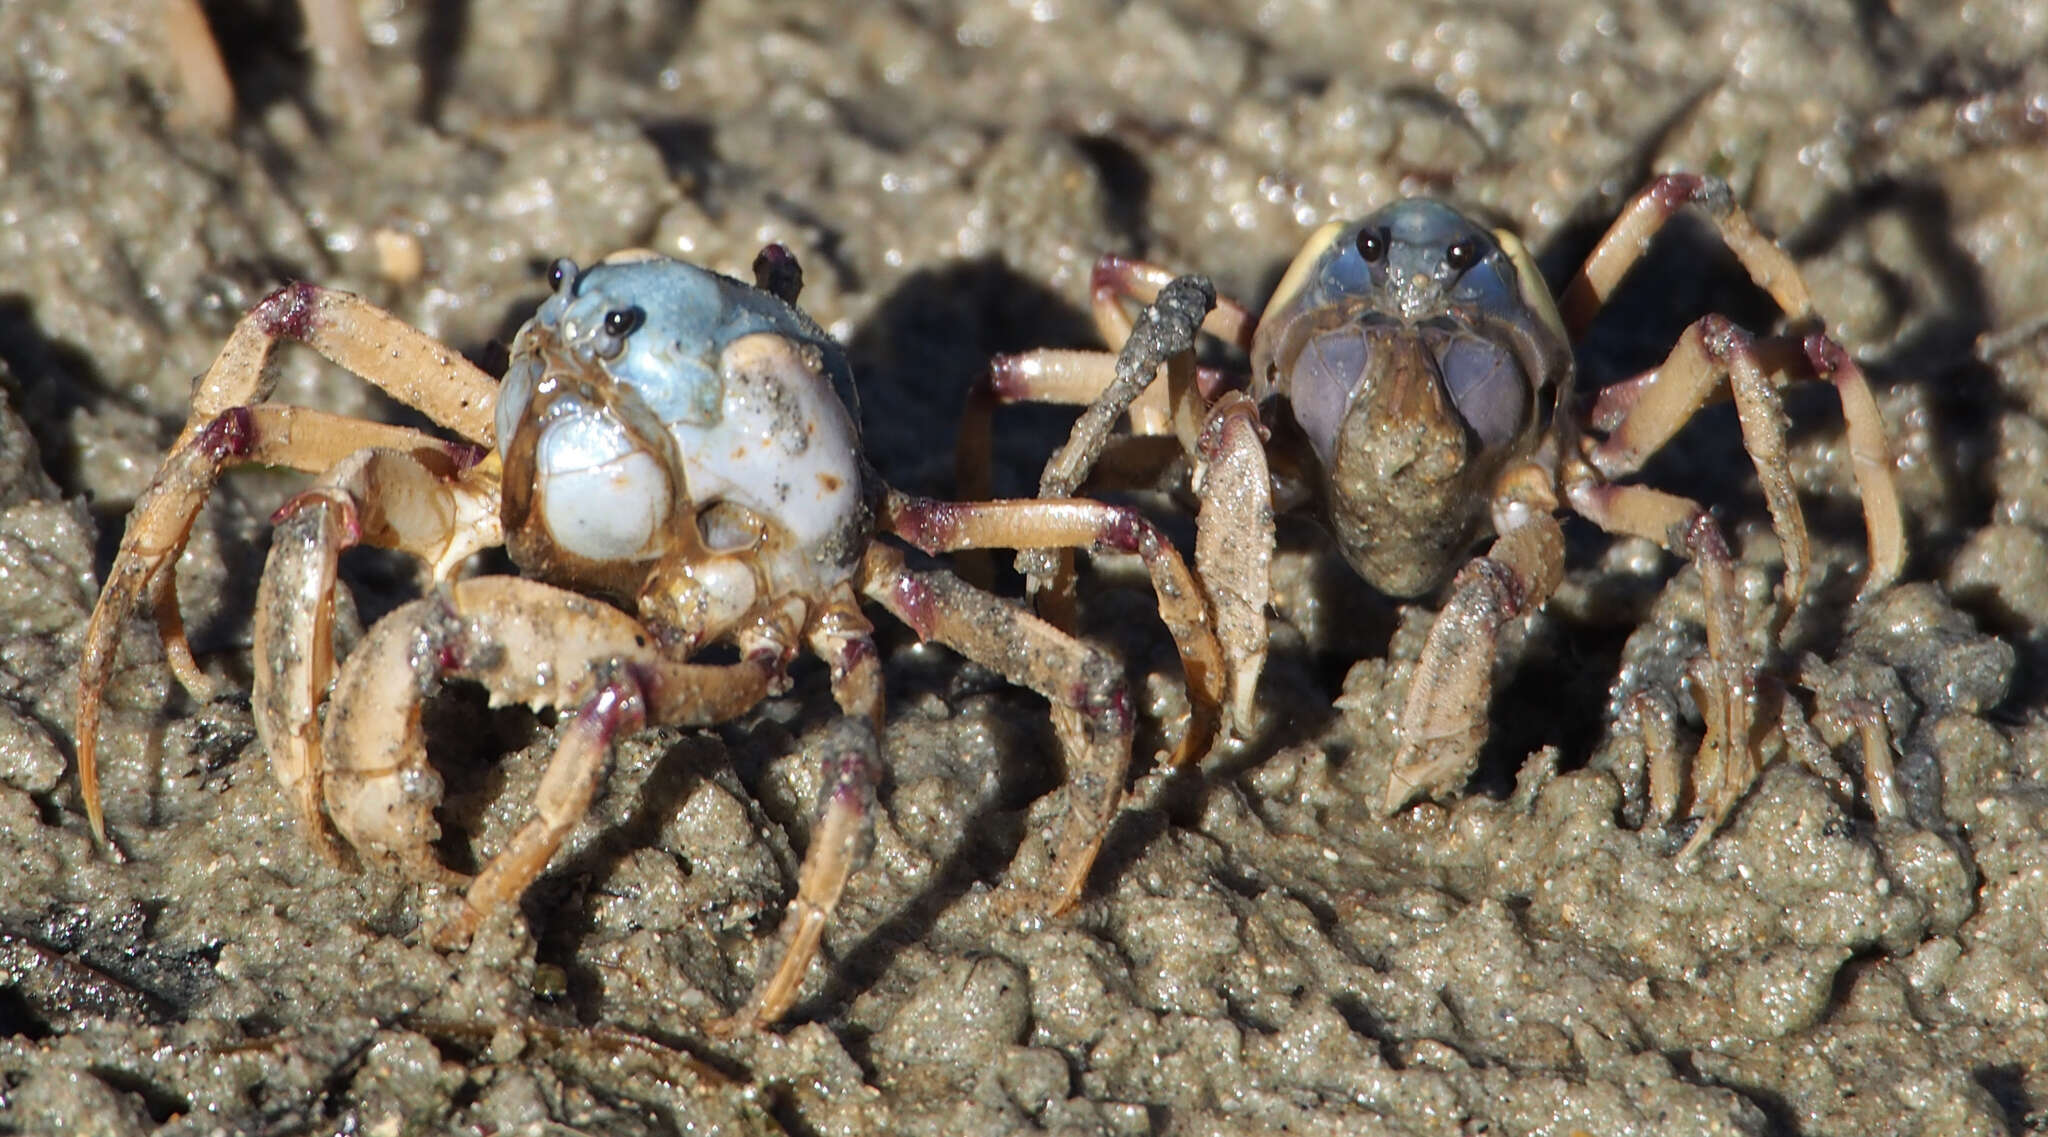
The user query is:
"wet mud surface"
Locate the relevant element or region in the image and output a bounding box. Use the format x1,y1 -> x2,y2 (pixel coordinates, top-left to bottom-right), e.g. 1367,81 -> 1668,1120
4,1 -> 2048,1134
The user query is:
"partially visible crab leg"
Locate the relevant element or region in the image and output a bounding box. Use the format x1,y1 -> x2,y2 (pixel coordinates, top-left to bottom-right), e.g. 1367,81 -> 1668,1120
1384,496 -> 1568,813
182,280 -> 498,441
956,351 -> 1239,503
884,490 -> 1225,765
1556,172 -> 1816,339
315,576 -> 776,947
1584,318 -> 1904,624
1555,173 -> 1904,603
723,586 -> 884,1032
955,257 -> 1248,506
253,446 -> 501,861
76,405 -> 483,843
79,279 -> 498,842
1087,254 -> 1258,354
1566,481 -> 1761,859
858,543 -> 1132,913
1587,316 -> 1809,624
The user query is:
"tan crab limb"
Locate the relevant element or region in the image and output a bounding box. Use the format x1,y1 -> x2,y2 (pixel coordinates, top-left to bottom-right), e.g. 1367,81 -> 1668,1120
252,449 -> 502,861
1675,648 -> 1763,867
884,492 -> 1225,765
1555,172 -> 1905,603
75,405 -> 476,843
952,349 -> 1177,588
1557,173 -> 1816,340
1192,392 -> 1274,737
252,498 -> 351,865
1620,690 -> 1684,827
184,281 -> 498,444
1802,336 -> 1907,595
954,273 -> 1219,617
723,590 -> 884,1032
163,0 -> 234,130
1567,482 -> 1763,860
427,674 -> 649,952
315,575 -> 775,946
1383,512 -> 1567,813
1017,277 -> 1220,627
1584,336 -> 1805,434
957,348 -> 1242,494
150,576 -> 212,703
1589,326 -> 1905,608
1852,704 -> 1907,822
1586,318 -> 1820,627
952,272 -> 1223,587
858,543 -> 1132,913
957,351 -> 1181,510
1589,333 -> 1908,606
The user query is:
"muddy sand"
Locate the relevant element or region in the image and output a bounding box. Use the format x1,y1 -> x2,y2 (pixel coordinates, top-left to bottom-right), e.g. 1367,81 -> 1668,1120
3,1 -> 2048,1134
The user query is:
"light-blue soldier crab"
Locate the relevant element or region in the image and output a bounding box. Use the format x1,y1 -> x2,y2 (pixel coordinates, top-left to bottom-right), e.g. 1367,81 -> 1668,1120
74,245 -> 1225,1029
960,174 -> 1907,858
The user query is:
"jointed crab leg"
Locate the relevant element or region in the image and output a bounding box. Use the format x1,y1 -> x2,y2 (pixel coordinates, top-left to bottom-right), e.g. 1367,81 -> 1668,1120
1385,491 -> 1568,812
1558,174 -> 1905,602
77,279 -> 500,842
1566,481 -> 1760,855
883,489 -> 1226,763
955,261 -> 1246,505
75,405 -> 484,842
724,588 -> 884,1031
1585,319 -> 1905,623
858,543 -> 1132,912
183,281 -> 498,440
1556,173 -> 1816,339
1191,392 -> 1274,736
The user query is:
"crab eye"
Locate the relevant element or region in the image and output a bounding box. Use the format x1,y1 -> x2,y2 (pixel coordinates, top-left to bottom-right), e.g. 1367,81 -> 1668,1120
1443,239 -> 1480,272
1356,228 -> 1388,263
603,306 -> 644,338
547,258 -> 576,291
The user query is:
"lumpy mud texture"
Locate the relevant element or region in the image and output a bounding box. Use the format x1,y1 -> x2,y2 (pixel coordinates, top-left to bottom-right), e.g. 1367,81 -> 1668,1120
4,2 -> 2048,1134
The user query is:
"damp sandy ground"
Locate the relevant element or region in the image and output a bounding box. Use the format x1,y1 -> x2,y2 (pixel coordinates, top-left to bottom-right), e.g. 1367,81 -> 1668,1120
4,1 -> 2048,1134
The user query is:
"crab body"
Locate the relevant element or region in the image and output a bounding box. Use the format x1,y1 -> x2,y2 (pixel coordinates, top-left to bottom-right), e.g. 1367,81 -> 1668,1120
75,247 -> 1227,1030
962,173 -> 1906,855
495,254 -> 872,651
1252,200 -> 1572,597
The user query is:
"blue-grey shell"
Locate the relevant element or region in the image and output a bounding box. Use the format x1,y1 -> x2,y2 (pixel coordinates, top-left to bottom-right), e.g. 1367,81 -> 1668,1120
497,257 -> 860,450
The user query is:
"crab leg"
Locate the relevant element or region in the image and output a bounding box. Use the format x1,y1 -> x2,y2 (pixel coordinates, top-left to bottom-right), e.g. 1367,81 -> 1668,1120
1588,316 -> 1808,624
75,405 -> 483,842
1567,482 -> 1762,859
858,543 -> 1132,913
314,576 -> 775,946
1556,172 -> 1816,339
723,586 -> 884,1031
78,279 -> 499,840
1797,336 -> 1906,595
163,0 -> 234,130
182,280 -> 498,441
884,490 -> 1224,764
1587,318 -> 1903,624
1556,173 -> 1904,603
